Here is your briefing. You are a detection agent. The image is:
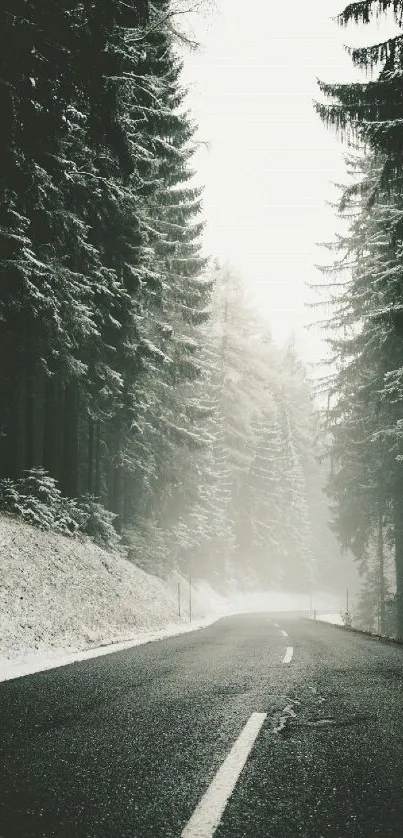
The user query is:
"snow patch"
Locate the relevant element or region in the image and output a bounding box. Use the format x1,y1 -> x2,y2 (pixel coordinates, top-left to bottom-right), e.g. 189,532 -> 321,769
0,514 -> 225,681
0,615 -> 220,683
313,612 -> 344,626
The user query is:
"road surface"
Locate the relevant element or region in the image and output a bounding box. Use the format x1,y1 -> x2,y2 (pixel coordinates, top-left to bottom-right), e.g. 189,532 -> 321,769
1,614 -> 403,837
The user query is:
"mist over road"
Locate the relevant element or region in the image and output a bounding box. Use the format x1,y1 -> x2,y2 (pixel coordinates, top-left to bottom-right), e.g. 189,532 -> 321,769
1,615 -> 403,837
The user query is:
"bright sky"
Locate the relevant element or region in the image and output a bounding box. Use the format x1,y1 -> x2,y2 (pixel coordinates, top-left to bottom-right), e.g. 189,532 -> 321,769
179,0 -> 397,364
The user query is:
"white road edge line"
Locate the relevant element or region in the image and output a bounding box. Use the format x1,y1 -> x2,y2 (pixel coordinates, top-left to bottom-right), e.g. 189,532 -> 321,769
0,616 -> 222,684
280,629 -> 288,637
283,646 -> 293,664
181,712 -> 267,838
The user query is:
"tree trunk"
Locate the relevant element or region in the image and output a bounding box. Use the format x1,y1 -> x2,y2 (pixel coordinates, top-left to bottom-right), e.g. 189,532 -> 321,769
43,375 -> 57,476
4,375 -> 22,479
123,473 -> 131,526
55,377 -> 64,483
44,375 -> 64,484
394,491 -> 403,639
94,420 -> 101,498
62,381 -> 79,497
378,507 -> 386,635
112,465 -> 123,532
87,416 -> 94,495
111,419 -> 123,530
25,362 -> 35,471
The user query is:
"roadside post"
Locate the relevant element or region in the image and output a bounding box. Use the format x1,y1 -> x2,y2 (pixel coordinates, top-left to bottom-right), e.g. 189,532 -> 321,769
189,566 -> 192,623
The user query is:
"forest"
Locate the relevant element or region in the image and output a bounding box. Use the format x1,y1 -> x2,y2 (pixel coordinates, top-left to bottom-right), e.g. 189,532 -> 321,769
313,0 -> 403,636
0,0 -> 344,596
6,0 -> 403,634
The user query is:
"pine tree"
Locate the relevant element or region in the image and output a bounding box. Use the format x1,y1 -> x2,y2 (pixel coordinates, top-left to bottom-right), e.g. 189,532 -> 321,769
0,0 -> 211,572
316,1 -> 403,635
317,152 -> 403,628
193,264 -> 325,590
315,1 -> 403,185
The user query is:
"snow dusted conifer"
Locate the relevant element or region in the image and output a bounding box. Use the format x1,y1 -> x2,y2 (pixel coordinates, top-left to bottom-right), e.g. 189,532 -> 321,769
317,149 -> 403,633
0,0 -> 210,553
316,0 -> 403,634
189,264 -> 321,589
316,1 -> 403,184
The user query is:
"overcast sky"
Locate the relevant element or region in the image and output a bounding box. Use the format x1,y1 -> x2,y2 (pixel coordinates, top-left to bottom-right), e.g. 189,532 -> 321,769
179,0 -> 397,363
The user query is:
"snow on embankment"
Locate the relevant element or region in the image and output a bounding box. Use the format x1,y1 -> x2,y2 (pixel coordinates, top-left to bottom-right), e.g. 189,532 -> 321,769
313,612 -> 344,626
0,514 -> 223,679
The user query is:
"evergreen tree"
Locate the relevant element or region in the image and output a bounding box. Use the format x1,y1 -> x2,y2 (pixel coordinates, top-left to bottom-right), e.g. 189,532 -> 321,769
191,264 -> 327,590
316,1 -> 403,635
0,0 -> 210,569
315,1 -> 403,186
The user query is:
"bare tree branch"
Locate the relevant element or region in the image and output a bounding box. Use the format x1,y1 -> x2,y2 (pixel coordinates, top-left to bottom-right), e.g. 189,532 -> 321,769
127,2 -> 206,42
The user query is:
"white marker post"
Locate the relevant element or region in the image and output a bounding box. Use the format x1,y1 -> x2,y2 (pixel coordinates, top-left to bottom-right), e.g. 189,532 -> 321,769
189,566 -> 192,623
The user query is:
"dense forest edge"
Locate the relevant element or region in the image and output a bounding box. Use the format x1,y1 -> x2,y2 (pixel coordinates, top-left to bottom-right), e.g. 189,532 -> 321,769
315,0 -> 403,637
7,0 -> 403,638
0,0 -> 347,601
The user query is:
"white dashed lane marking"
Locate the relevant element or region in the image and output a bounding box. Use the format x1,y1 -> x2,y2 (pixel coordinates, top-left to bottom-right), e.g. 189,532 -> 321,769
283,647 -> 294,664
181,713 -> 267,838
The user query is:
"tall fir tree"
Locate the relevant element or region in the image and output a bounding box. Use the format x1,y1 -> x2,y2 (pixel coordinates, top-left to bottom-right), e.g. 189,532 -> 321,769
316,0 -> 403,635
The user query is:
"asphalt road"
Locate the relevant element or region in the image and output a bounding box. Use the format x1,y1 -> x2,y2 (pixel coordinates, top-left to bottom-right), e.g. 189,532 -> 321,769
2,614 -> 403,837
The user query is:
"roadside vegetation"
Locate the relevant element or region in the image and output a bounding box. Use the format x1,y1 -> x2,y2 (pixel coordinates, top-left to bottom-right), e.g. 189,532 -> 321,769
316,0 -> 403,637
0,0 -> 341,595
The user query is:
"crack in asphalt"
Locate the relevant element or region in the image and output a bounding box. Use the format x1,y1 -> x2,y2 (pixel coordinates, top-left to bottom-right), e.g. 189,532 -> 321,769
296,714 -> 371,729
269,682 -> 370,738
271,688 -> 371,738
